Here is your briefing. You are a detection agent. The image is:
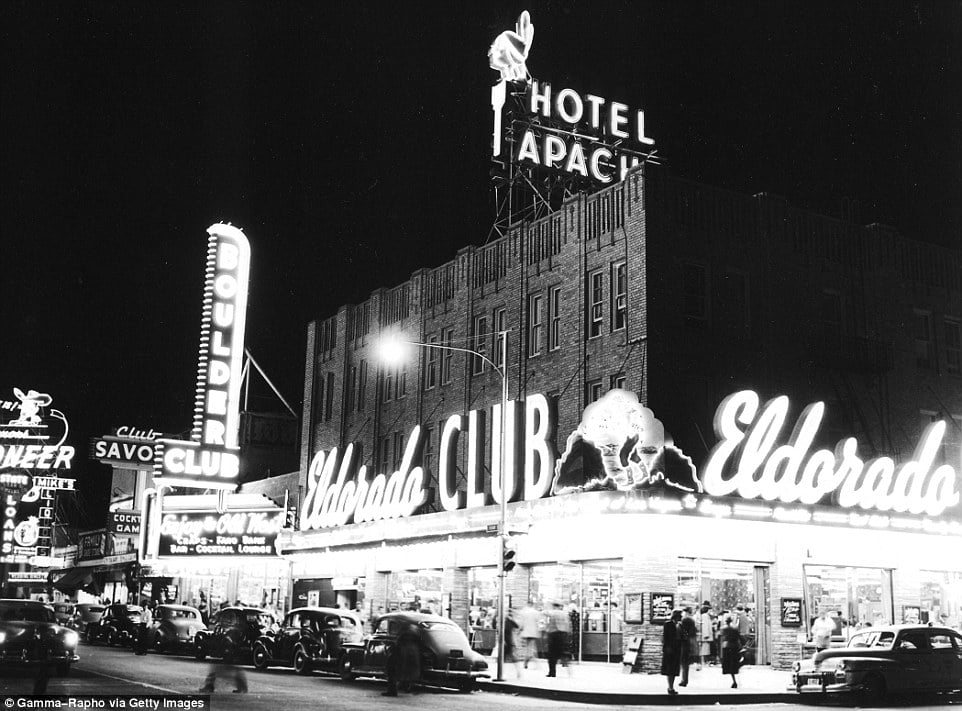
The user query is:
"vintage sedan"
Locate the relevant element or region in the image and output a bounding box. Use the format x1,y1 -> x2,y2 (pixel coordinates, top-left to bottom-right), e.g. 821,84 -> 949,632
151,604 -> 207,653
253,607 -> 362,674
86,604 -> 144,646
0,599 -> 79,676
792,624 -> 962,698
68,603 -> 105,637
194,606 -> 276,663
339,612 -> 489,692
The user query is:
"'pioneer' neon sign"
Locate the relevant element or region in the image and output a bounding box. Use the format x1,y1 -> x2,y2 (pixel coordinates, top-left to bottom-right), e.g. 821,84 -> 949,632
703,390 -> 960,517
155,224 -> 251,489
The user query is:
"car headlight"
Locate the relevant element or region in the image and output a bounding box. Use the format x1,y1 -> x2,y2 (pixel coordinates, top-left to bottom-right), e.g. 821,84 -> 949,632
792,661 -> 800,672
63,631 -> 79,647
833,660 -> 848,672
0,631 -> 6,644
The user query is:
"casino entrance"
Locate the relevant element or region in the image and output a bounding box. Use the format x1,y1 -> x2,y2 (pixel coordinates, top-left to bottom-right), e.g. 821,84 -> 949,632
677,557 -> 771,665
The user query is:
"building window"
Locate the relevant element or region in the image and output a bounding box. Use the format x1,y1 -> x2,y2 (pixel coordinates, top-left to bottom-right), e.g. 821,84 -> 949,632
493,307 -> 507,368
441,327 -> 454,384
346,366 -> 357,412
588,271 -> 604,338
472,315 -> 489,375
392,431 -> 405,470
424,334 -> 439,390
422,426 -> 434,481
397,362 -> 407,399
314,373 -> 325,423
325,372 -> 335,421
357,360 -> 367,411
383,367 -> 394,403
528,293 -> 544,357
914,311 -> 934,370
548,286 -> 562,351
586,378 -> 603,404
611,374 -> 626,390
683,263 -> 708,322
612,262 -> 627,332
380,436 -> 391,472
945,319 -> 961,375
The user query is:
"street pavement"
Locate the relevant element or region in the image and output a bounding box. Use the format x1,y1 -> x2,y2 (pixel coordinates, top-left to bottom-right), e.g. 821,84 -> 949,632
1,643 -> 960,710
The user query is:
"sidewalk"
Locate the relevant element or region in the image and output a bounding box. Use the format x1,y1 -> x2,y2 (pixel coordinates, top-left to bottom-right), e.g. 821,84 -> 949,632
478,659 -> 800,705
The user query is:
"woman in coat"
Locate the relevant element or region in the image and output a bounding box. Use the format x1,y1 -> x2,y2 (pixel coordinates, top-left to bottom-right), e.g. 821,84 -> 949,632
718,615 -> 742,688
661,609 -> 683,695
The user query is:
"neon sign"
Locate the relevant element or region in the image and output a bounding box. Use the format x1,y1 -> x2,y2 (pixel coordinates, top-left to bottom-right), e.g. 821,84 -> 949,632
155,224 -> 251,489
300,395 -> 557,531
489,11 -> 655,184
158,510 -> 282,556
703,390 -> 960,517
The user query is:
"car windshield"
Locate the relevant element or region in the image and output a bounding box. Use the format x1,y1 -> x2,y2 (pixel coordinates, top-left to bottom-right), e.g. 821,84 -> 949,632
0,605 -> 55,623
125,608 -> 142,619
83,607 -> 105,615
166,609 -> 197,620
849,630 -> 895,649
54,604 -> 72,613
245,612 -> 273,627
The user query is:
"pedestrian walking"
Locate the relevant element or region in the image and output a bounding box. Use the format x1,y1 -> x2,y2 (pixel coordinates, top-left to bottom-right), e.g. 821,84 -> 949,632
503,608 -> 523,677
661,609 -> 683,695
811,611 -> 834,652
198,660 -> 248,694
544,601 -> 571,677
719,616 -> 742,688
698,604 -> 713,668
382,636 -> 420,696
519,600 -> 542,669
133,603 -> 153,655
678,606 -> 698,686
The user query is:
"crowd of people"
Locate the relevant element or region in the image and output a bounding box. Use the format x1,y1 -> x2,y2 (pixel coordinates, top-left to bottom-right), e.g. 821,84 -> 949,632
661,602 -> 753,695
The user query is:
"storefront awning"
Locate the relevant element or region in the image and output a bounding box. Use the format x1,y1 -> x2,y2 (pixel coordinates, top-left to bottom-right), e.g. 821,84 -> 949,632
52,567 -> 101,595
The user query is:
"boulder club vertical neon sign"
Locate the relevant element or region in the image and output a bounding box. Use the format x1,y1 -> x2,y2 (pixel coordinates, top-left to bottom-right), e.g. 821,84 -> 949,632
155,224 -> 251,489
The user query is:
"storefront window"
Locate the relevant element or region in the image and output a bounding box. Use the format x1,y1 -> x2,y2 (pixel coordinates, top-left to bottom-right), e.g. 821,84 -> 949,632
468,567 -> 498,628
804,565 -> 893,636
386,569 -> 443,615
920,570 -> 962,628
528,560 -> 623,663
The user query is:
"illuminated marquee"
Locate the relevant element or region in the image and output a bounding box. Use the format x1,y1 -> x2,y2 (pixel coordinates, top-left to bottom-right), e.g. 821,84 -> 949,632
300,394 -> 556,531
158,510 -> 283,556
489,10 -> 655,185
92,427 -> 164,468
703,390 -> 961,517
155,224 -> 251,489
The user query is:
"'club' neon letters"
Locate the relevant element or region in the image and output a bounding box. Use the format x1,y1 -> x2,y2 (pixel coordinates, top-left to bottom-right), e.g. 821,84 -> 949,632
703,390 -> 960,517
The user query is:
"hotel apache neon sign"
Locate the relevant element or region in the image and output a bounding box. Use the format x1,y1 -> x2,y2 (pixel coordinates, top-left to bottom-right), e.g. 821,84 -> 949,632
489,11 -> 655,185
703,390 -> 961,518
155,224 -> 251,489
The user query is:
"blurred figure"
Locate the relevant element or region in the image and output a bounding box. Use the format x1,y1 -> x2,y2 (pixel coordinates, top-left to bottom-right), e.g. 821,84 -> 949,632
544,602 -> 571,677
812,611 -> 834,652
519,600 -> 542,669
199,660 -> 247,694
719,616 -> 742,688
661,609 -> 682,695
678,607 -> 697,687
503,608 -> 523,678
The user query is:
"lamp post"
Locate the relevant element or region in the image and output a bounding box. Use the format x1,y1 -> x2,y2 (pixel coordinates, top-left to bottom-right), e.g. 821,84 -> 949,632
379,329 -> 510,682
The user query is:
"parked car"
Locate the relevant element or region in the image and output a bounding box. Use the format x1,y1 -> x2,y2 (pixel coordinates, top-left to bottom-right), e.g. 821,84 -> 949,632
151,604 -> 207,654
792,624 -> 962,698
51,602 -> 75,625
86,604 -> 144,646
69,603 -> 105,637
339,611 -> 489,692
194,606 -> 276,663
0,598 -> 79,676
252,607 -> 362,674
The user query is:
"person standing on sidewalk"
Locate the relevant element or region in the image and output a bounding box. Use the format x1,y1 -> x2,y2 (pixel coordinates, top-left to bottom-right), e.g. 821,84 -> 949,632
698,604 -> 714,668
678,607 -> 698,687
811,611 -> 834,652
719,616 -> 742,688
519,600 -> 542,669
503,608 -> 523,678
545,601 -> 571,677
661,609 -> 682,695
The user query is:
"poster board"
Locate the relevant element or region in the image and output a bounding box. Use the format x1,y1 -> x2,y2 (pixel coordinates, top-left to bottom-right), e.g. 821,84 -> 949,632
780,597 -> 803,627
625,593 -> 643,624
650,592 -> 674,624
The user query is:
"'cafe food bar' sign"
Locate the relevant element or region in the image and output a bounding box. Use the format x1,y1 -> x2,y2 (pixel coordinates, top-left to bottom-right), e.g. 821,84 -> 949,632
155,224 -> 251,489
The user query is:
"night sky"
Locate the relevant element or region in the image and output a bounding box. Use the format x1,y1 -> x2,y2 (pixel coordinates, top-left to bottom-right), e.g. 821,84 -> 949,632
3,2 -> 960,527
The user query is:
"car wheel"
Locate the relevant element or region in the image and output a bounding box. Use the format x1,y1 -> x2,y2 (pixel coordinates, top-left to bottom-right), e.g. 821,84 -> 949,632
55,664 -> 70,678
252,643 -> 271,670
194,643 -> 207,661
339,654 -> 356,681
293,647 -> 312,675
458,678 -> 476,694
860,674 -> 886,702
221,644 -> 235,665
105,629 -> 118,647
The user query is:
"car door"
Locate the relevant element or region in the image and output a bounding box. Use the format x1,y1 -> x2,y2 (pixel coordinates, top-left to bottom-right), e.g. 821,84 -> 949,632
365,618 -> 394,671
929,630 -> 962,689
891,630 -> 934,690
275,612 -> 300,662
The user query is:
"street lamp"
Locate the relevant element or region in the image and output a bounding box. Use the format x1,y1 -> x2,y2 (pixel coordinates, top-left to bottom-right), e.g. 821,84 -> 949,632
378,329 -> 511,682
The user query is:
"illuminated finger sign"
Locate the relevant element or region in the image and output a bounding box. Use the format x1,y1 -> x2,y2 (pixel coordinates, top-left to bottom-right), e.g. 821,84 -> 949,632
703,390 -> 961,517
155,224 -> 251,489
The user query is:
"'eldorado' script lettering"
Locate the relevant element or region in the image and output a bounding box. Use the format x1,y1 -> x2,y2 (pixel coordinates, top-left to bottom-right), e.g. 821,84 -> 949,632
702,390 -> 960,517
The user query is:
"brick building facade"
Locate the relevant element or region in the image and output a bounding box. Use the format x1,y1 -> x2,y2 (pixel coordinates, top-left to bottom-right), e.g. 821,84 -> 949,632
279,164 -> 962,671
